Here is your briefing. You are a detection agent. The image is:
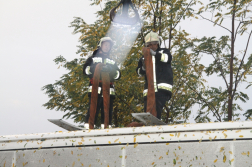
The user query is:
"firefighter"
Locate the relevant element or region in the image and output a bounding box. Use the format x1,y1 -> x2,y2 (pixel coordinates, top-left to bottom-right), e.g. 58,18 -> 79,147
83,37 -> 121,129
136,31 -> 173,119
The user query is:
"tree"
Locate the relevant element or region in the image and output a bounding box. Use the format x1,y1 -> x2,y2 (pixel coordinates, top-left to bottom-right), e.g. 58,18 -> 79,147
192,0 -> 252,121
41,0 -> 211,126
243,109 -> 252,120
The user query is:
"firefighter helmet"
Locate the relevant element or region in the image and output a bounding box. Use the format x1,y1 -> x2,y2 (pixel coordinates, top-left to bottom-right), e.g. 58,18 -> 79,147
98,37 -> 114,48
144,31 -> 160,46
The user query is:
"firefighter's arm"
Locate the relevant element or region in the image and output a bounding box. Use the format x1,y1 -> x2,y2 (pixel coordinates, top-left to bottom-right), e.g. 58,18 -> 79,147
83,57 -> 100,78
109,65 -> 121,81
155,49 -> 172,64
104,58 -> 121,81
136,56 -> 146,77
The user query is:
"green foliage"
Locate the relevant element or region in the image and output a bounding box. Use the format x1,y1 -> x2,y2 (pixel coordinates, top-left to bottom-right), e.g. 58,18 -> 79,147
165,30 -> 205,123
205,0 -> 252,32
42,0 -> 252,125
192,0 -> 252,121
42,0 -> 204,126
42,56 -> 89,123
243,109 -> 252,120
191,34 -> 252,121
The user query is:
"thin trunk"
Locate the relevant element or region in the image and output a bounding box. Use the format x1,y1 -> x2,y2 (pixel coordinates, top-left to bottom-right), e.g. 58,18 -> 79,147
113,106 -> 118,127
154,14 -> 156,31
158,1 -> 163,36
165,105 -> 170,123
154,0 -> 159,31
168,3 -> 173,50
169,13 -> 173,50
228,0 -> 236,121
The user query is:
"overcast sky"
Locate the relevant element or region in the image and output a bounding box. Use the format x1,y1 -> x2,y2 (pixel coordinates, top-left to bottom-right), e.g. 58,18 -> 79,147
0,0 -> 102,136
0,0 -> 251,136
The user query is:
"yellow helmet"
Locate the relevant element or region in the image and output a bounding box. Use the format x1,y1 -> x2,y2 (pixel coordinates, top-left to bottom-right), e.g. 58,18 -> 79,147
144,31 -> 160,46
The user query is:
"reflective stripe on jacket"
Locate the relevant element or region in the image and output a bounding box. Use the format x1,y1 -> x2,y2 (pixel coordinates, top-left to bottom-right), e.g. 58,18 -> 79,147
83,49 -> 121,97
136,47 -> 173,97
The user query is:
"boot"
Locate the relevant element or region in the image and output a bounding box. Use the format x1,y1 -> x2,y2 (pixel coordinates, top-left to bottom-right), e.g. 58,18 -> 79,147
84,123 -> 89,130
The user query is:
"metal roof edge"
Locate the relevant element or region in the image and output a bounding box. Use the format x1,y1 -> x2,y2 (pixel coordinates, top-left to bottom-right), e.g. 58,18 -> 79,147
1,121 -> 251,142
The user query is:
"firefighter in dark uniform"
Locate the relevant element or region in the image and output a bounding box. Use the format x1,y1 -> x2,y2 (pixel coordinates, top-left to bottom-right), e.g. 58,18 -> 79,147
83,37 -> 121,129
136,31 -> 173,119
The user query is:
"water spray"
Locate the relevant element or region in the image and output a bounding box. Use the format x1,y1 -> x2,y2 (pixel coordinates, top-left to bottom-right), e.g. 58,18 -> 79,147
107,0 -> 143,65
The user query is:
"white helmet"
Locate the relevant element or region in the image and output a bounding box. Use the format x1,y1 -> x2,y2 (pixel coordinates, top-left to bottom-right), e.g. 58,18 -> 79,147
98,37 -> 114,48
144,31 -> 161,46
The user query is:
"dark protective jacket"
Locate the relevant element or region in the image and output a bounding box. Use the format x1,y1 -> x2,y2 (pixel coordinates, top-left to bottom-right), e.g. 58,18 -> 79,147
83,49 -> 121,98
136,47 -> 173,97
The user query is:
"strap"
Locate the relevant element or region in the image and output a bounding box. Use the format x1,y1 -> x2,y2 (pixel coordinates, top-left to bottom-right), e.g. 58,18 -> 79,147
101,72 -> 110,129
89,63 -> 104,129
143,47 -> 157,117
90,78 -> 114,86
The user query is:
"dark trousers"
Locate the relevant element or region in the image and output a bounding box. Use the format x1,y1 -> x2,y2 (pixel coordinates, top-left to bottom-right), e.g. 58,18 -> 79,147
144,92 -> 171,119
85,96 -> 113,125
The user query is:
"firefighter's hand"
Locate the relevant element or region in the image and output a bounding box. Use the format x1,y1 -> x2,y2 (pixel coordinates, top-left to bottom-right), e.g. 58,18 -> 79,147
150,49 -> 156,56
101,65 -> 111,72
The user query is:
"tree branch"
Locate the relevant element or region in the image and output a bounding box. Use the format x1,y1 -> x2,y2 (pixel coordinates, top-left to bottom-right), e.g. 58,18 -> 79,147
173,69 -> 221,121
169,13 -> 173,50
140,27 -> 145,44
149,0 -> 156,18
198,14 -> 232,33
233,30 -> 252,99
195,50 -> 229,89
172,0 -> 194,31
164,104 -> 171,123
115,92 -> 137,113
211,54 -> 229,89
171,73 -> 184,104
182,78 -> 222,121
234,21 -> 242,42
158,1 -> 163,36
